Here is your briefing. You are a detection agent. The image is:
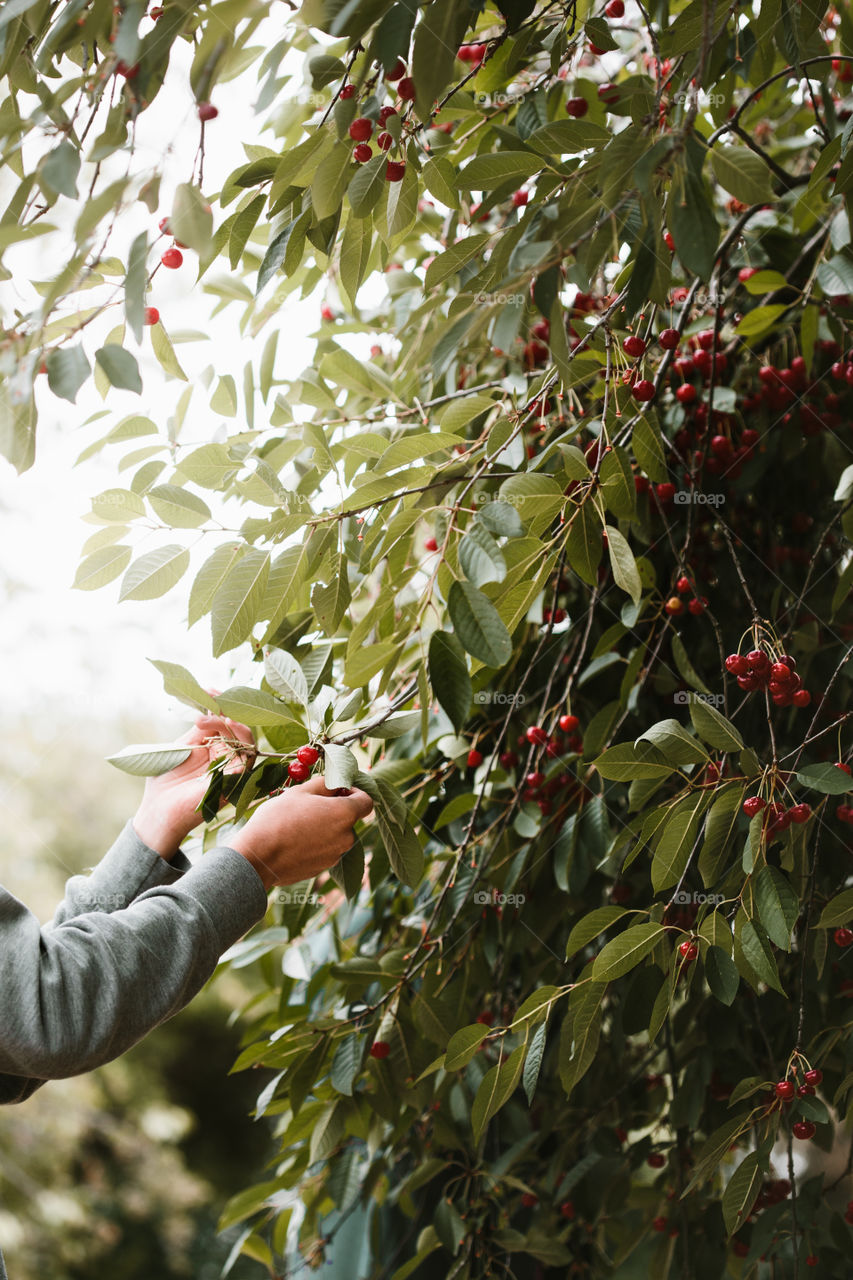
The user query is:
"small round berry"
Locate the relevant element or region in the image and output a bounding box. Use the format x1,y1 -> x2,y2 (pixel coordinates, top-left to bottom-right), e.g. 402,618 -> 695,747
804,1068 -> 823,1086
665,596 -> 684,616
467,748 -> 484,768
633,378 -> 656,402
158,216 -> 172,234
475,1010 -> 494,1026
161,247 -> 183,268
197,101 -> 218,121
789,803 -> 811,824
115,60 -> 139,78
143,306 -> 159,325
664,230 -> 675,250
296,745 -> 320,766
836,761 -> 851,776
676,576 -> 691,594
376,131 -> 393,150
566,96 -> 589,117
678,940 -> 698,962
397,76 -> 416,100
288,760 -> 310,782
647,1153 -> 666,1168
743,797 -> 766,818
598,82 -> 619,104
386,57 -> 407,81
349,117 -> 373,141
792,689 -> 811,708
369,1041 -> 391,1059
725,654 -> 749,675
675,383 -> 697,405
834,927 -> 853,948
526,726 -> 549,746
806,1258 -> 818,1269
339,84 -> 356,99
424,536 -> 438,552
520,1192 -> 538,1207
656,482 -> 676,503
792,1120 -> 816,1140
738,266 -> 758,282
379,105 -> 398,123
526,770 -> 545,788
659,327 -> 679,349
688,598 -> 705,616
560,1200 -> 575,1219
605,0 -> 625,13
624,335 -> 646,357
775,1080 -> 795,1101
559,714 -> 579,733
353,143 -> 372,162
386,161 -> 406,181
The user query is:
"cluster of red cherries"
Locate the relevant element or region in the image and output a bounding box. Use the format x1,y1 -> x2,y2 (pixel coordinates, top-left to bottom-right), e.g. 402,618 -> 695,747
467,718 -> 584,816
724,649 -> 812,708
742,794 -> 811,839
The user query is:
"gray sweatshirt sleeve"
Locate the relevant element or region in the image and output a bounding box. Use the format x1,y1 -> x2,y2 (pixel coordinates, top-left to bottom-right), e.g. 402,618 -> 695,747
49,821 -> 194,925
0,844 -> 269,1104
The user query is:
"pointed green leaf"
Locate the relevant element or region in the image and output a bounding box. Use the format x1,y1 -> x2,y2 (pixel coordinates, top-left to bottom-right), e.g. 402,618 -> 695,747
106,743 -> 193,776
119,544 -> 190,601
448,581 -> 513,669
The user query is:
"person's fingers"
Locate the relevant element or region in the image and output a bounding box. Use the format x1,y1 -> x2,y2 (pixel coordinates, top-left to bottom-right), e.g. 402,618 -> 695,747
343,787 -> 375,820
299,775 -> 336,796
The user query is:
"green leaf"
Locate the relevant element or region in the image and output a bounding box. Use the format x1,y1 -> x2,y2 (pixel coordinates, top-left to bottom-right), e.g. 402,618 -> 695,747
591,922 -> 667,982
605,525 -> 642,604
411,0 -> 469,123
105,743 -> 193,776
754,865 -> 798,950
631,415 -> 668,482
566,502 -> 602,585
46,345 -> 90,403
722,1151 -> 762,1237
72,543 -> 132,590
448,581 -> 513,669
188,543 -> 245,626
421,156 -> 459,209
688,697 -> 743,751
428,630 -> 471,734
323,743 -> 359,790
736,304 -> 789,338
95,343 -> 143,395
147,483 -> 211,528
376,816 -> 424,887
211,549 -> 270,657
40,139 -> 80,199
699,784 -> 746,886
522,1021 -> 547,1105
705,946 -> 739,1006
593,741 -> 674,781
636,719 -> 708,766
312,563 -> 352,635
559,982 -> 605,1096
796,763 -> 853,795
471,1044 -> 526,1142
566,907 -> 631,958
149,658 -> 217,713
668,142 -> 719,281
459,523 -> 507,587
478,501 -> 524,538
119,545 -> 190,601
151,323 -> 188,381
348,152 -> 389,217
460,152 -> 544,190
816,888 -> 853,929
264,648 -> 309,706
171,182 -> 213,254
710,145 -> 775,205
312,141 -> 354,221
329,1034 -> 363,1096
445,1024 -> 491,1070
215,687 -> 300,728
125,231 -> 148,343
739,919 -> 785,994
651,806 -> 702,892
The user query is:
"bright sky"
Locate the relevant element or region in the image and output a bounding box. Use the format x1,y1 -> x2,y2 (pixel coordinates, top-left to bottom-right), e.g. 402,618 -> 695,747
0,25 -> 320,733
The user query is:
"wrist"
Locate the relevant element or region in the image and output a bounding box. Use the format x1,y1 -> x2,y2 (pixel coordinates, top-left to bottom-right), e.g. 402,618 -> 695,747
227,832 -> 275,892
131,806 -> 186,862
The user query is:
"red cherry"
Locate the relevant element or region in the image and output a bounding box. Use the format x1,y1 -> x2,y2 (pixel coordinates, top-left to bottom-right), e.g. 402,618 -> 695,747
525,770 -> 545,788
738,266 -> 758,281
741,428 -> 759,446
624,335 -> 646,357
834,928 -> 853,948
353,143 -> 372,162
386,58 -> 407,81
633,379 -> 656,402
710,434 -> 731,456
659,327 -> 679,349
647,1153 -> 666,1168
656,482 -> 676,503
143,306 -> 159,325
499,751 -> 518,769
687,598 -> 705,615
674,383 -> 696,407
397,76 -> 416,100
743,797 -> 766,818
158,216 -> 172,234
339,84 -> 356,99
161,247 -> 183,268
379,106 -> 398,123
664,230 -> 675,251
770,662 -> 791,681
678,940 -> 698,962
369,1041 -> 391,1059
296,745 -> 320,766
566,97 -> 588,117
288,760 -> 310,782
797,1084 -> 815,1097
733,1241 -> 749,1257
792,689 -> 811,708
377,131 -> 393,150
197,102 -> 218,121
467,748 -> 484,768
792,1121 -> 816,1140
349,117 -> 373,141
115,60 -> 139,79
789,803 -> 811,824
149,6 -> 164,15
386,161 -> 406,181
605,0 -> 624,13
520,1192 -> 538,1207
774,1080 -> 795,1100
598,82 -> 620,104
806,1258 -> 818,1269
512,189 -> 529,207
560,1200 -> 575,1219
476,1010 -> 494,1025
837,762 -> 851,776
725,654 -> 749,675
804,1068 -> 822,1085
526,726 -> 548,746
424,536 -> 438,552
559,714 -> 579,733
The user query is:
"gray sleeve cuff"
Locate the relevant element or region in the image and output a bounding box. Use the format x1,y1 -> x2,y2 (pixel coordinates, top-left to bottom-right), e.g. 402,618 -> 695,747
135,844 -> 270,951
50,821 -> 195,926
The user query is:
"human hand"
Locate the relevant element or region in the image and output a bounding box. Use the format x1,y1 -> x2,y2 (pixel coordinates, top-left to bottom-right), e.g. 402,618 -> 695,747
132,713 -> 255,859
227,776 -> 374,891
